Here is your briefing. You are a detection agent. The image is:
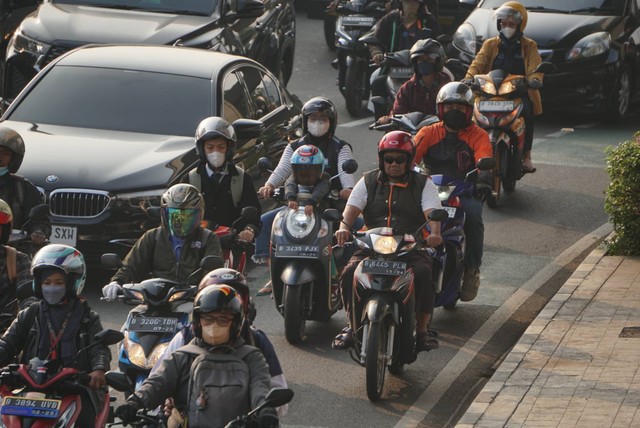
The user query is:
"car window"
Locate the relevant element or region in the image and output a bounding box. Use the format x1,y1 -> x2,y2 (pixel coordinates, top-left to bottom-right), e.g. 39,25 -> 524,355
52,0 -> 220,16
7,66 -> 211,136
222,71 -> 253,123
236,66 -> 282,119
481,0 -> 625,14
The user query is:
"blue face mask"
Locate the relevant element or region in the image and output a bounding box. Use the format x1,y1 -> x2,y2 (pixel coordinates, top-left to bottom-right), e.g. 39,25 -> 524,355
417,62 -> 436,76
0,167 -> 9,177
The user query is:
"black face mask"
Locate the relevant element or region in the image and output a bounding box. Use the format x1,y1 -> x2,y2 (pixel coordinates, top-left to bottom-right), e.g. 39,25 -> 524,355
416,62 -> 436,76
443,109 -> 467,130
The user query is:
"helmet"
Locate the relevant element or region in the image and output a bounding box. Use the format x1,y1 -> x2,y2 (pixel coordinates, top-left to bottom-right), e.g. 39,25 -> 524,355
291,144 -> 325,186
436,82 -> 474,126
194,116 -> 237,163
160,184 -> 204,238
494,1 -> 528,32
31,244 -> 86,299
0,199 -> 13,245
0,127 -> 25,173
377,131 -> 415,170
192,284 -> 245,342
301,97 -> 337,138
410,38 -> 445,73
198,268 -> 255,323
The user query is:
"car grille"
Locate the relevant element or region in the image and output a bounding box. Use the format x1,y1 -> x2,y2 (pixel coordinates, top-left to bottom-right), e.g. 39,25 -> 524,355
49,190 -> 112,217
42,42 -> 85,67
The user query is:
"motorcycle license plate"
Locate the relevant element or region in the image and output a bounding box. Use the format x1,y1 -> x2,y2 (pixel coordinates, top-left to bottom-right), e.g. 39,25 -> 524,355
275,244 -> 320,259
389,67 -> 413,79
361,260 -> 407,276
478,100 -> 515,112
129,316 -> 179,333
341,15 -> 375,27
444,207 -> 456,218
1,397 -> 61,419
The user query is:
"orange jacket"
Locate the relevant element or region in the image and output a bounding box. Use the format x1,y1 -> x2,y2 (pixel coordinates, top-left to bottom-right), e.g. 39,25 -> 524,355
414,121 -> 492,169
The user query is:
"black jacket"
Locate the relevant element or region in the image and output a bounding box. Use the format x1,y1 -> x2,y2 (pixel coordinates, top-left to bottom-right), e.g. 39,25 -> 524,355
0,174 -> 50,238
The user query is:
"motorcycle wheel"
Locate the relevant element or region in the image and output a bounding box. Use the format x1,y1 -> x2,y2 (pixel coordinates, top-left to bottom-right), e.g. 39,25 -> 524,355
488,145 -> 504,209
344,59 -> 369,117
283,284 -> 306,344
503,143 -> 521,192
324,17 -> 336,51
365,320 -> 388,401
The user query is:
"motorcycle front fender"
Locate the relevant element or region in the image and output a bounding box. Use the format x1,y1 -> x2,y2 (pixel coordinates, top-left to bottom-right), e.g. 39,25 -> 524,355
363,295 -> 397,325
280,261 -> 317,286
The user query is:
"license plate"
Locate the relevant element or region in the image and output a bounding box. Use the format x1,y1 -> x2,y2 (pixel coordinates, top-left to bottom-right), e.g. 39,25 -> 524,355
275,244 -> 320,259
50,225 -> 77,246
444,206 -> 456,218
389,67 -> 413,79
1,396 -> 61,419
361,260 -> 407,276
478,100 -> 515,112
342,15 -> 375,26
129,316 -> 179,333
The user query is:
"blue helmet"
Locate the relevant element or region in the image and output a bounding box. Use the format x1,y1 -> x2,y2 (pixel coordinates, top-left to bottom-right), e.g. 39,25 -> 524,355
31,244 -> 87,299
291,145 -> 325,186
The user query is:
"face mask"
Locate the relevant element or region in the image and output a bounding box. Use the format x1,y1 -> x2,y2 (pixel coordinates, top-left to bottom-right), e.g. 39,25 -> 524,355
42,285 -> 66,305
201,324 -> 231,346
417,62 -> 436,76
206,151 -> 226,168
307,120 -> 330,138
443,109 -> 467,131
0,167 -> 9,177
501,27 -> 516,39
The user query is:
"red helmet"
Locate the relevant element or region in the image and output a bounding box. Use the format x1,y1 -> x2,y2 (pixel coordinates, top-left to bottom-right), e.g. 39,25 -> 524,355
377,131 -> 415,170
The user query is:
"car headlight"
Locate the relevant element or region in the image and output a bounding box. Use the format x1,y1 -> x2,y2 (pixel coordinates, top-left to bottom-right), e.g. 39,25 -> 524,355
566,32 -> 610,61
452,23 -> 478,56
371,234 -> 399,254
8,31 -> 50,56
285,208 -> 316,239
116,189 -> 164,210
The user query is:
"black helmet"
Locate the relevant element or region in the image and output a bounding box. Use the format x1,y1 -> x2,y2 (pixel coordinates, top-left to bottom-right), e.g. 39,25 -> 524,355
410,38 -> 445,73
301,97 -> 337,138
193,284 -> 245,341
194,116 -> 237,164
198,268 -> 255,323
160,184 -> 204,238
0,199 -> 13,245
0,127 -> 25,173
436,81 -> 474,126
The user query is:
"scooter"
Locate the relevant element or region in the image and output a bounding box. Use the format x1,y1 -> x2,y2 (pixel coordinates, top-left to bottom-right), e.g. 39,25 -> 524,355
213,206 -> 259,275
326,208 -> 449,401
0,329 -> 129,427
369,111 -> 439,135
8,203 -> 50,258
257,157 -> 358,345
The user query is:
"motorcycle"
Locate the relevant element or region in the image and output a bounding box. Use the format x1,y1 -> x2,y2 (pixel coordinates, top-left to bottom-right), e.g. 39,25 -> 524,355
8,203 -> 50,257
367,48 -> 413,117
100,254 -> 222,394
0,329 -> 129,427
369,111 -> 439,135
468,62 -> 555,208
257,157 -> 358,345
213,206 -> 259,275
325,208 -> 449,401
332,0 -> 386,116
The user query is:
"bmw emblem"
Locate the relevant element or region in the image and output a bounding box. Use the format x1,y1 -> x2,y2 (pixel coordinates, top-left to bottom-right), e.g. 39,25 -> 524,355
45,175 -> 59,183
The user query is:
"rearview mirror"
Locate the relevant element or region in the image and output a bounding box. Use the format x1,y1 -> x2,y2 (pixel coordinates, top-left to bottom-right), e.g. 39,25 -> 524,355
105,371 -> 133,392
477,157 -> 496,171
341,159 -> 358,175
534,62 -> 557,74
428,209 -> 449,223
101,253 -> 123,270
263,388 -> 294,409
94,329 -> 124,346
28,204 -> 50,219
322,208 -> 342,222
241,206 -> 259,223
257,157 -> 273,173
200,255 -> 224,272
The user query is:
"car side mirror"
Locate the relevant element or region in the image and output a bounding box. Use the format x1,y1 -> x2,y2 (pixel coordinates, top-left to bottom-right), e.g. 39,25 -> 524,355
232,118 -> 264,141
223,0 -> 265,20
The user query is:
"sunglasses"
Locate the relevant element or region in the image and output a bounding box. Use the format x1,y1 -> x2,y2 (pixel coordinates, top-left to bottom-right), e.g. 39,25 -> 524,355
383,156 -> 407,165
200,315 -> 234,327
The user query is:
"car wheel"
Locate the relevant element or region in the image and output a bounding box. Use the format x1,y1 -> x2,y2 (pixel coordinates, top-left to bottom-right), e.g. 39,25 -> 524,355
276,45 -> 295,86
604,62 -> 631,122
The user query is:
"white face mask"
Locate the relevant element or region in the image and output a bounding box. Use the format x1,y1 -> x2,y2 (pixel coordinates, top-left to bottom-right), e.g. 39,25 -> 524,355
307,120 -> 330,138
206,151 -> 226,168
201,324 -> 231,345
501,27 -> 516,39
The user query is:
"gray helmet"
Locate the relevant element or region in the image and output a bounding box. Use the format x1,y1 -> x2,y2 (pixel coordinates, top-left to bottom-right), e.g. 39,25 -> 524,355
194,116 -> 237,163
160,184 -> 204,238
410,38 -> 445,72
436,82 -> 474,125
0,127 -> 25,173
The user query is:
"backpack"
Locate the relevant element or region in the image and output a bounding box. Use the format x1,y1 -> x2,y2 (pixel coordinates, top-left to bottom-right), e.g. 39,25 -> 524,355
188,167 -> 245,208
179,342 -> 260,428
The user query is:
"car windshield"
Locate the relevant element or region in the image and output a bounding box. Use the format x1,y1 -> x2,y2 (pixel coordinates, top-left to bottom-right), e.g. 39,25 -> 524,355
480,0 -> 625,15
8,66 -> 212,136
53,0 -> 219,16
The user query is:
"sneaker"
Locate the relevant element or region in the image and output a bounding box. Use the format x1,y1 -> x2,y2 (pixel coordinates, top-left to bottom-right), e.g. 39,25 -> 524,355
332,327 -> 354,350
256,281 -> 272,296
416,331 -> 439,352
460,268 -> 480,302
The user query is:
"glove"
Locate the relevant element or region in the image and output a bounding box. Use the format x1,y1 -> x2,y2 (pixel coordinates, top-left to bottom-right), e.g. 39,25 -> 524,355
474,184 -> 493,203
115,402 -> 139,426
257,407 -> 279,428
102,281 -> 122,301
461,78 -> 474,87
528,78 -> 543,89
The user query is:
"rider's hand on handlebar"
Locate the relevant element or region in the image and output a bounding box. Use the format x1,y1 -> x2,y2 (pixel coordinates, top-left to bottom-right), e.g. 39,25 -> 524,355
474,184 -> 493,203
116,402 -> 140,426
373,53 -> 384,65
88,370 -> 106,390
237,228 -> 255,242
257,407 -> 279,428
376,115 -> 391,125
29,231 -> 47,245
339,188 -> 352,200
304,204 -> 314,216
334,229 -> 352,247
258,183 -> 275,199
528,78 -> 543,89
102,282 -> 122,302
288,200 -> 299,211
163,398 -> 175,417
426,233 -> 443,248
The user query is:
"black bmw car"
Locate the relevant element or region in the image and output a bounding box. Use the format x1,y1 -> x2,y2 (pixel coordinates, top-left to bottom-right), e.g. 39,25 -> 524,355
0,44 -> 302,263
449,0 -> 638,120
1,0 -> 296,106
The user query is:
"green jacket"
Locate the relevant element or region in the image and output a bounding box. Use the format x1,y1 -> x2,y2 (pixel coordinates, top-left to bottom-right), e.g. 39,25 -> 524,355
112,226 -> 222,285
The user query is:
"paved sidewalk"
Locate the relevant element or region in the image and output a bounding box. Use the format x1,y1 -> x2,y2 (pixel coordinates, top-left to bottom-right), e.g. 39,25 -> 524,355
457,245 -> 640,427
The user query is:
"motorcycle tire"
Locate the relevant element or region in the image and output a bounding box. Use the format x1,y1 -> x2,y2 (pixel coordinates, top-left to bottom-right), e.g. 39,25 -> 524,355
283,284 -> 306,344
344,59 -> 369,117
324,17 -> 336,51
488,144 -> 506,209
503,143 -> 522,192
365,320 -> 388,401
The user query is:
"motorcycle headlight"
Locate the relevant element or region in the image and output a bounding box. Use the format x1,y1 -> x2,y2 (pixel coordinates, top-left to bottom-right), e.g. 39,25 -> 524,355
437,185 -> 455,201
168,290 -> 190,302
371,234 -> 399,254
452,23 -> 478,56
116,189 -> 164,210
566,32 -> 610,61
285,208 -> 316,239
124,332 -> 166,370
8,31 -> 50,56
498,80 -> 518,95
317,219 -> 329,238
478,77 -> 496,95
147,342 -> 169,368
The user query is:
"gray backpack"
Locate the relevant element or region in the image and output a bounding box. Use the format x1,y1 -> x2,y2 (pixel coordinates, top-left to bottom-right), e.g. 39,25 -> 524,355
178,342 -> 259,428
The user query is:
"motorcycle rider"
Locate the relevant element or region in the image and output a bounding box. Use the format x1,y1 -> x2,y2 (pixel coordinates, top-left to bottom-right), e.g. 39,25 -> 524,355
0,244 -> 111,426
462,1 -> 543,173
101,184 -> 222,300
181,116 -> 261,244
376,38 -> 451,124
115,284 -> 278,428
333,131 -> 443,352
414,82 -> 493,302
0,127 -> 50,248
285,145 -> 331,216
368,0 -> 442,120
254,97 -> 358,294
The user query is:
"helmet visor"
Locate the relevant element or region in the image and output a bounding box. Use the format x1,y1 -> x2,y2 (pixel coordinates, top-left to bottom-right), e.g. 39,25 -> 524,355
166,208 -> 201,237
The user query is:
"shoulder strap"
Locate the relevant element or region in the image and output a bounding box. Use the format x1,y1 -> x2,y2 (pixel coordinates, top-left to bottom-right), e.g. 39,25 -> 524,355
187,169 -> 201,192
5,246 -> 17,287
230,167 -> 245,208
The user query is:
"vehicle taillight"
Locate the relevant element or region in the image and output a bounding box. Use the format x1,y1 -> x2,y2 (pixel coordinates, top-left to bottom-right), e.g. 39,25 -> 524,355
448,196 -> 461,207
